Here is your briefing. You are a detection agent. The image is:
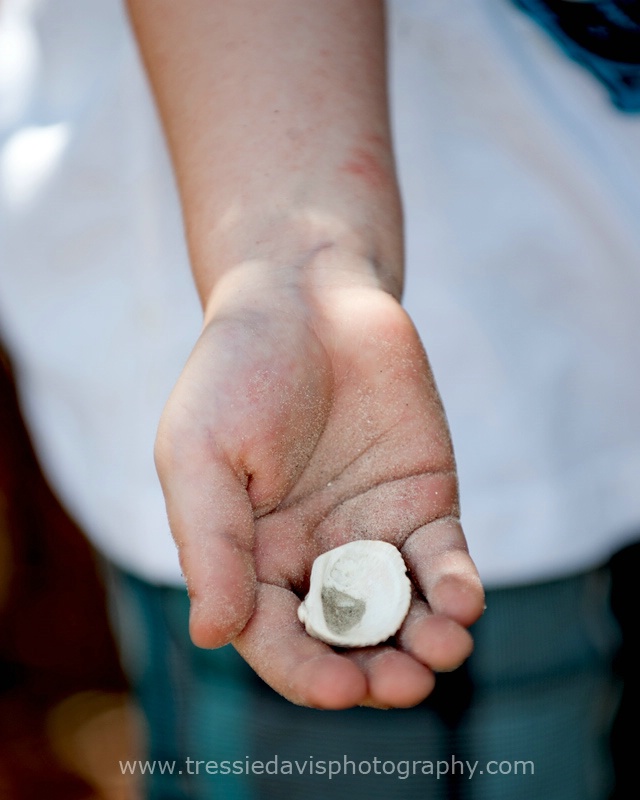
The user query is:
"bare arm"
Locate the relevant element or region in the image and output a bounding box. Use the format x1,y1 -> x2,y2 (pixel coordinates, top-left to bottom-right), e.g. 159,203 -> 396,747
128,0 -> 484,709
127,0 -> 402,304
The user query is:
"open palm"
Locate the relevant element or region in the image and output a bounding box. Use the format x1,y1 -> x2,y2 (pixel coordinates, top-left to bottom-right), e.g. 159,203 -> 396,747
155,277 -> 484,709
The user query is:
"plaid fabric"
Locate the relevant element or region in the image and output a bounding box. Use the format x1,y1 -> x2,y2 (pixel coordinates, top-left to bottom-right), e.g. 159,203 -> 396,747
106,565 -> 621,800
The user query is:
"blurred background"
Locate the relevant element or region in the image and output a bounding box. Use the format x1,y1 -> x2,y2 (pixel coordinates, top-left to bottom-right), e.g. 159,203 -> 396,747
0,343 -> 141,800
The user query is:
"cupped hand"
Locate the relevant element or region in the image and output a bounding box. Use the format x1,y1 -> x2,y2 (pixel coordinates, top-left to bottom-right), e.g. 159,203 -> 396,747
155,261 -> 484,709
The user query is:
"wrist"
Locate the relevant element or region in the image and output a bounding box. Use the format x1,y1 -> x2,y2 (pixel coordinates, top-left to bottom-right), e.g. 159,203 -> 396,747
202,237 -> 402,328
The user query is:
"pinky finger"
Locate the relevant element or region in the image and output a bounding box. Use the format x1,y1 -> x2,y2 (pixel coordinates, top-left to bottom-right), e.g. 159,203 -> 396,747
396,598 -> 474,673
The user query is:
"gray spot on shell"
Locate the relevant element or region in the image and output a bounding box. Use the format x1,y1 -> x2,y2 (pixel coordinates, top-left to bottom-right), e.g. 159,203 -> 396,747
321,586 -> 366,635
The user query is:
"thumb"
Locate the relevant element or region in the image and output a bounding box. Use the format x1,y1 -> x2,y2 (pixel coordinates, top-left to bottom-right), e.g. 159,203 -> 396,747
154,303 -> 330,647
155,418 -> 256,648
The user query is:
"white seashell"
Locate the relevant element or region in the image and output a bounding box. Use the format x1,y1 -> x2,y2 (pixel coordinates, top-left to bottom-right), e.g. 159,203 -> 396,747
297,540 -> 412,647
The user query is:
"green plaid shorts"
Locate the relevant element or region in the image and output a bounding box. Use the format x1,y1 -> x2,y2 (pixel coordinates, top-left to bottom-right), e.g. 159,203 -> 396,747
107,563 -> 622,800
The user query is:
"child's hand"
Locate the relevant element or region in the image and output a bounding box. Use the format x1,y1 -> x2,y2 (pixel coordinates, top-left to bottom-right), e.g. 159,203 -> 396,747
155,257 -> 484,709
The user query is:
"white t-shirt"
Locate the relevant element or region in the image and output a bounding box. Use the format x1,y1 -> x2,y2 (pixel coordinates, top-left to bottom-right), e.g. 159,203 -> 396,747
1,0 -> 640,586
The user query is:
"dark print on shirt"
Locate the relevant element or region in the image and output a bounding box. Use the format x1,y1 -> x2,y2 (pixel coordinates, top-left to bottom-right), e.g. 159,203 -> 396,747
511,0 -> 640,111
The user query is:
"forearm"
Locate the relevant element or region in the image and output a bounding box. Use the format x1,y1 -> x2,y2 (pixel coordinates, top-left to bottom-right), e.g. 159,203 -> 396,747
126,0 -> 403,307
